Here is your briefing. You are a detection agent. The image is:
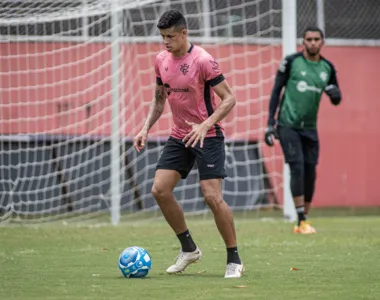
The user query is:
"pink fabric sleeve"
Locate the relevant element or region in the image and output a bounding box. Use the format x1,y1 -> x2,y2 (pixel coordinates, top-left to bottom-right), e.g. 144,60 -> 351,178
154,54 -> 163,85
199,55 -> 225,86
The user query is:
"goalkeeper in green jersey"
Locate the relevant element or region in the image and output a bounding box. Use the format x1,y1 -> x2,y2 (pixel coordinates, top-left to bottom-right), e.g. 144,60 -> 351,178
264,27 -> 342,234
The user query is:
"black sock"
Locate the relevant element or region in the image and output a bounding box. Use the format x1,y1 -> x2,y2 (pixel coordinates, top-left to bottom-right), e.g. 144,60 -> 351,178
304,213 -> 308,220
177,229 -> 197,252
296,205 -> 306,226
227,247 -> 241,264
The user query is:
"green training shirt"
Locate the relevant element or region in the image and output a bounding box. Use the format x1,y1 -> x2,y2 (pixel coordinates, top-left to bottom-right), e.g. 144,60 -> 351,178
268,52 -> 339,129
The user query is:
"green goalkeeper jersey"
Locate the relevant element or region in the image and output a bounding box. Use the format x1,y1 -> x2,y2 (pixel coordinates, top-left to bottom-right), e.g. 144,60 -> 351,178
268,52 -> 339,129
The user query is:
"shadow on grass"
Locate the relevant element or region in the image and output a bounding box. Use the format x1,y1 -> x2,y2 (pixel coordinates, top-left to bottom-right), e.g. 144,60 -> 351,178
114,272 -> 233,280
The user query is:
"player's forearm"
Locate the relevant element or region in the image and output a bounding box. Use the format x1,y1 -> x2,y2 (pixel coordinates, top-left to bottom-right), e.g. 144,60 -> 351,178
204,95 -> 236,128
268,89 -> 281,126
268,73 -> 286,125
142,87 -> 165,132
143,102 -> 164,132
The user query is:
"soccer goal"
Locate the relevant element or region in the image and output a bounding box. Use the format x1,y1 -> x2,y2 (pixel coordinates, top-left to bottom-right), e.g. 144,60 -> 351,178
0,0 -> 298,224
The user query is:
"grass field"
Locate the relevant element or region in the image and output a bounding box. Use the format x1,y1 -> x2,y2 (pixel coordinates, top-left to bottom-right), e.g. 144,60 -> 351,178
1,213 -> 380,300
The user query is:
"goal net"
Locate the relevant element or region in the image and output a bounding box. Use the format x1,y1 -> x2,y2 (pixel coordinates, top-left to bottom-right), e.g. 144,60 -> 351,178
0,0 -> 284,224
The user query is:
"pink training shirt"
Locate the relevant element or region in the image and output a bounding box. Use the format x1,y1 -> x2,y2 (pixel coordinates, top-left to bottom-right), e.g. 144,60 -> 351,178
155,44 -> 225,140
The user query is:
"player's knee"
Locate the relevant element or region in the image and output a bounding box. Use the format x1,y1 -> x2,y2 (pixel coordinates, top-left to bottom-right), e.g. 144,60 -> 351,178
151,184 -> 161,199
289,161 -> 304,181
289,161 -> 304,197
201,184 -> 223,210
151,183 -> 170,202
200,179 -> 224,210
203,193 -> 223,210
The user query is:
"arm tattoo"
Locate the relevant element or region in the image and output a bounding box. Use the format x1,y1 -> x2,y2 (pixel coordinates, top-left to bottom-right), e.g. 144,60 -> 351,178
144,86 -> 165,131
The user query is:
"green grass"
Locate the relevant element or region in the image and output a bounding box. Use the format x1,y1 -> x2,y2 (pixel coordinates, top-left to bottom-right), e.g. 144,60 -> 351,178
1,215 -> 380,300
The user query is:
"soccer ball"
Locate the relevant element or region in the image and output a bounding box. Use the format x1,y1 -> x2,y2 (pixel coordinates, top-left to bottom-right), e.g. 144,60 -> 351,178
118,246 -> 152,278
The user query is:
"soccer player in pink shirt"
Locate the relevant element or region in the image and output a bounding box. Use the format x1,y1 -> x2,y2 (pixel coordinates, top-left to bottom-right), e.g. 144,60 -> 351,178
133,10 -> 244,278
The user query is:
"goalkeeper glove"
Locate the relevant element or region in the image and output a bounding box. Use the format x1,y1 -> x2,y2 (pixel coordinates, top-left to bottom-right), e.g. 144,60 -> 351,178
264,125 -> 278,147
325,84 -> 341,105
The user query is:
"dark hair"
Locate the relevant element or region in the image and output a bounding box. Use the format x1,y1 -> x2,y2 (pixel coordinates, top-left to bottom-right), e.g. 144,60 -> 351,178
303,26 -> 324,39
157,10 -> 187,30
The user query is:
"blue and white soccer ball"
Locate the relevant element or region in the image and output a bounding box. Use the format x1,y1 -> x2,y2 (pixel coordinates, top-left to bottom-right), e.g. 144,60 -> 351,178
118,246 -> 152,278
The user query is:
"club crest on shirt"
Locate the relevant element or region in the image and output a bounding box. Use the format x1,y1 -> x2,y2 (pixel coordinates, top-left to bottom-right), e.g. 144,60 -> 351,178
209,60 -> 220,73
320,71 -> 328,81
180,64 -> 189,75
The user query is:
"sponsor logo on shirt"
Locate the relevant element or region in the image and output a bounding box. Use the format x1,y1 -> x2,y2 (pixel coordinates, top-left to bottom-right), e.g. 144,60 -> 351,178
163,83 -> 189,95
296,80 -> 322,93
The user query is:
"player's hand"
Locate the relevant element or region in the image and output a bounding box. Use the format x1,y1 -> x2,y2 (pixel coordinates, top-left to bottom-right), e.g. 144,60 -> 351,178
133,130 -> 148,152
324,84 -> 341,105
264,125 -> 278,147
183,120 -> 210,148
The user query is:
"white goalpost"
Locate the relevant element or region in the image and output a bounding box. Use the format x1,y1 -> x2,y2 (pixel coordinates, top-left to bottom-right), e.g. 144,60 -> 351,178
110,0 -> 121,225
2,0 -> 376,224
281,0 -> 297,222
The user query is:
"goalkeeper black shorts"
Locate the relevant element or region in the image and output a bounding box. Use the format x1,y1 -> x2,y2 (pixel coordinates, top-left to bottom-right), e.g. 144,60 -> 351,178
156,136 -> 227,180
277,125 -> 319,165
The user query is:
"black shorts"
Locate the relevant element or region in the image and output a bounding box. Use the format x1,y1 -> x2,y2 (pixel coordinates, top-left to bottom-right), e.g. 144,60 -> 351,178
156,136 -> 227,180
277,125 -> 319,165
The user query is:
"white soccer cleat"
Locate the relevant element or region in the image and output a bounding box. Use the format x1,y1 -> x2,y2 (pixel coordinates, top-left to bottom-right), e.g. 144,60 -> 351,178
166,247 -> 202,274
224,263 -> 245,278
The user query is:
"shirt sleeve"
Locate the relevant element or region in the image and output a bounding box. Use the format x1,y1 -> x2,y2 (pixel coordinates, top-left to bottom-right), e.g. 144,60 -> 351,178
199,55 -> 225,87
327,64 -> 339,87
267,56 -> 292,126
155,55 -> 163,85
